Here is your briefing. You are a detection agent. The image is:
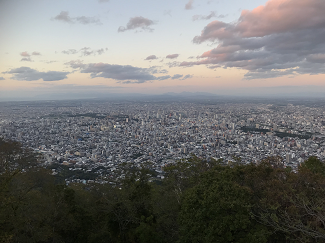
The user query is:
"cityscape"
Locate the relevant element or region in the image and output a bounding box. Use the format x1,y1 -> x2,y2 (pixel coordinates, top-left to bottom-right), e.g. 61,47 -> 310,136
2,0 -> 325,241
1,96 -> 325,183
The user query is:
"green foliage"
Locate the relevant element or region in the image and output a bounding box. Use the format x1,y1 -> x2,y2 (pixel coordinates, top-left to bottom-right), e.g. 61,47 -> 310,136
1,139 -> 325,242
178,163 -> 274,243
300,156 -> 325,177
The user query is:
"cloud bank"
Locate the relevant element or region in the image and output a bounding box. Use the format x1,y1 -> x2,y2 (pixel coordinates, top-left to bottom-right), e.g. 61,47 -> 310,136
181,0 -> 325,79
71,62 -> 189,83
3,67 -> 69,81
80,63 -> 160,83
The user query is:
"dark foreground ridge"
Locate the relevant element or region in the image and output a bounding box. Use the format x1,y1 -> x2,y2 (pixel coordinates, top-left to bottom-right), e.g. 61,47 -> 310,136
1,138 -> 325,243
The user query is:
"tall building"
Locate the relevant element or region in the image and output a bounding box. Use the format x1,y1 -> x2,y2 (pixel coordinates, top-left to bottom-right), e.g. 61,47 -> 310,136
286,153 -> 291,163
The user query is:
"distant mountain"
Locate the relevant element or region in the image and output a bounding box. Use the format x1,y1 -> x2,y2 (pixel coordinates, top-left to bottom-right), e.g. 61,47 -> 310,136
162,92 -> 217,97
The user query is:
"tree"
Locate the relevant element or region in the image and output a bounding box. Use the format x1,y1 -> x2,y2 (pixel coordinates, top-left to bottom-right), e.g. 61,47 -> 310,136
0,138 -> 41,242
300,156 -> 325,177
250,160 -> 325,242
179,165 -> 269,243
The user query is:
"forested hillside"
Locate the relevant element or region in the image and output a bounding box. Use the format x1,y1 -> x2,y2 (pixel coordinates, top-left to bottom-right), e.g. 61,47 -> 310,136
1,138 -> 325,243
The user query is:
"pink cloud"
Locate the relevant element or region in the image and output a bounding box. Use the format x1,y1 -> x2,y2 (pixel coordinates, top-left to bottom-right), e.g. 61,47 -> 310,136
193,21 -> 234,43
187,0 -> 325,79
237,0 -> 325,37
20,51 -> 30,57
194,0 -> 325,43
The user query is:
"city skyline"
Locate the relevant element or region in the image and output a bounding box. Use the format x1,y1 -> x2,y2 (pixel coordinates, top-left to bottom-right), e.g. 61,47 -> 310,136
1,0 -> 325,100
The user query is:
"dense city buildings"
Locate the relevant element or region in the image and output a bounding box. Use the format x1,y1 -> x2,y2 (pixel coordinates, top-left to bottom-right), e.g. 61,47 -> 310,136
1,98 -> 325,183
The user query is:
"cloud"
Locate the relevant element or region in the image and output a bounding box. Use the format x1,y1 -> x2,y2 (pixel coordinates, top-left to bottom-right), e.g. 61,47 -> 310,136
62,47 -> 106,56
20,52 -> 30,57
75,16 -> 101,25
166,54 -> 179,59
62,49 -> 78,55
192,11 -> 225,21
145,55 -> 158,60
307,54 -> 325,63
21,57 -> 32,62
118,16 -> 155,32
166,61 -> 181,68
171,74 -> 183,79
80,47 -> 105,56
97,48 -> 106,55
147,66 -> 164,74
3,67 -> 69,81
53,11 -> 73,23
98,0 -> 109,2
80,63 -> 159,83
65,62 -> 169,83
53,11 -> 101,25
20,51 -> 41,62
156,75 -> 171,80
182,0 -> 325,79
185,0 -> 194,10
181,74 -> 193,80
65,60 -> 86,69
0,77 -> 5,80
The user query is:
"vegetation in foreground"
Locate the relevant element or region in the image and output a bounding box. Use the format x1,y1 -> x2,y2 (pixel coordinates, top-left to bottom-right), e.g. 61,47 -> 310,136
1,138 -> 325,243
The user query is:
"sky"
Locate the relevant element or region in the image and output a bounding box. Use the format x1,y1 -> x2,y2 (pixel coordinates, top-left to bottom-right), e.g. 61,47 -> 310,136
1,0 -> 325,100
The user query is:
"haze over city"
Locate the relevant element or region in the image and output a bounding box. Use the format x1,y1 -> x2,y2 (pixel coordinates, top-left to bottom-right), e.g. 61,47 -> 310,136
1,0 -> 325,100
